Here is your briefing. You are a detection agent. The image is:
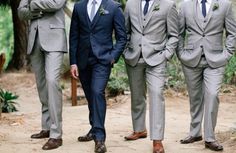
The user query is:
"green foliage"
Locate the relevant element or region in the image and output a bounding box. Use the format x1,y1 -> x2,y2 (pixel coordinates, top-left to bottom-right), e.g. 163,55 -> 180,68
0,6 -> 13,69
166,55 -> 185,90
0,88 -> 19,113
224,54 -> 236,84
107,58 -> 129,96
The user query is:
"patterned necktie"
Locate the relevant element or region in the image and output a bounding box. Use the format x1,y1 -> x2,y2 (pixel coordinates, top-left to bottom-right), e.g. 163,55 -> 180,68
143,0 -> 150,16
201,0 -> 207,17
90,0 -> 97,21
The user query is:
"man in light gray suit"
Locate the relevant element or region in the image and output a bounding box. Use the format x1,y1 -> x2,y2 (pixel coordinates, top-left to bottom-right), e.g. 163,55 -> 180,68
178,0 -> 236,151
18,0 -> 67,150
123,0 -> 178,152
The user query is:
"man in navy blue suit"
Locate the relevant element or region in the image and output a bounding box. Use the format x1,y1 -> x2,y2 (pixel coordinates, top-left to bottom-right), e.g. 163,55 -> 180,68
69,0 -> 126,152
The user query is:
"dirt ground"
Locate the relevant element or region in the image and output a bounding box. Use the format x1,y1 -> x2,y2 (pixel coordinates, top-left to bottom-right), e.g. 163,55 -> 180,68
0,72 -> 236,153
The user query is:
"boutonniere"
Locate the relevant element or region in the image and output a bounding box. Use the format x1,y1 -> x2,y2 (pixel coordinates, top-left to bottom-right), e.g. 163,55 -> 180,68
212,3 -> 219,11
99,5 -> 109,15
153,4 -> 160,11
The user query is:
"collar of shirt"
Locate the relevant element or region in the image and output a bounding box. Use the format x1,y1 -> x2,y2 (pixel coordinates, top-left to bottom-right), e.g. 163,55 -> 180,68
88,0 -> 102,7
197,0 -> 212,6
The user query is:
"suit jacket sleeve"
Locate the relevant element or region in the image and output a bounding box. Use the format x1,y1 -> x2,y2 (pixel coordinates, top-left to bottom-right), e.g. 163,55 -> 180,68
224,2 -> 236,60
30,0 -> 66,12
124,2 -> 131,48
18,0 -> 42,20
69,4 -> 80,65
177,2 -> 186,56
111,5 -> 127,62
165,2 -> 179,60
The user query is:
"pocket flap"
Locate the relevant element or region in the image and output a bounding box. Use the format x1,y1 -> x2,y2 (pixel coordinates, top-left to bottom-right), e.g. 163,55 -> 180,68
184,44 -> 194,50
49,24 -> 65,29
154,46 -> 165,51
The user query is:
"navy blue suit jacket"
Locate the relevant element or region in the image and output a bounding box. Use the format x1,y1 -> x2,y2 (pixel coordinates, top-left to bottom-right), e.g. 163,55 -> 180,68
69,0 -> 127,69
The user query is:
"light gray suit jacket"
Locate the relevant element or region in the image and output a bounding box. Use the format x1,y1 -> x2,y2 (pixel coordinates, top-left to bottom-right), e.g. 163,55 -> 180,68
123,0 -> 179,67
18,0 -> 68,54
177,0 -> 236,68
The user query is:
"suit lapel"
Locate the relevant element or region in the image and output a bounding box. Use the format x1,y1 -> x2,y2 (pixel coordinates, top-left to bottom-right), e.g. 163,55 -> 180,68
138,0 -> 143,30
91,0 -> 108,29
193,0 -> 204,31
83,0 -> 92,29
204,0 -> 217,27
143,0 -> 160,28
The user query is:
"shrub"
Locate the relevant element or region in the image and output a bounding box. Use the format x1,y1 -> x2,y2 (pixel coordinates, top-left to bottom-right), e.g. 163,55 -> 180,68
224,54 -> 236,85
107,58 -> 129,96
0,88 -> 19,113
166,55 -> 186,91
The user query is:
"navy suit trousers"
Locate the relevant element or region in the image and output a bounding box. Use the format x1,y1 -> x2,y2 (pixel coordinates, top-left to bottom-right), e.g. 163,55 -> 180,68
79,60 -> 111,141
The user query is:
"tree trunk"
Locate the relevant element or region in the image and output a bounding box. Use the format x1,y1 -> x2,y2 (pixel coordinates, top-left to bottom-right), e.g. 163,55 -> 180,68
7,0 -> 29,70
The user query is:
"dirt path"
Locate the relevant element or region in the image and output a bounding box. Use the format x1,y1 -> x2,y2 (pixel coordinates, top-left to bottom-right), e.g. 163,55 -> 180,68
0,72 -> 236,153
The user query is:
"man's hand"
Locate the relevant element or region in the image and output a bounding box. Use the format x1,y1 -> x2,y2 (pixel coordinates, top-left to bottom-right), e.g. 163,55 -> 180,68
70,64 -> 78,79
111,59 -> 115,64
31,11 -> 43,19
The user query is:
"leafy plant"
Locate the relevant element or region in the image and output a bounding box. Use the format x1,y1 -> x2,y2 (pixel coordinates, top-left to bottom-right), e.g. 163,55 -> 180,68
0,88 -> 19,113
166,55 -> 186,91
107,58 -> 129,96
0,6 -> 14,69
224,54 -> 236,85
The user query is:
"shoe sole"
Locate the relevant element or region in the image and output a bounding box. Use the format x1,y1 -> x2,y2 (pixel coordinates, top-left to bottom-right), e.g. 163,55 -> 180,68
180,137 -> 202,144
125,135 -> 147,141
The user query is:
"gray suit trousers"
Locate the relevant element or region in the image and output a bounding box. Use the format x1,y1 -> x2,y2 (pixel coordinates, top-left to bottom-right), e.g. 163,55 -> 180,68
126,59 -> 166,140
30,34 -> 64,139
182,57 -> 225,142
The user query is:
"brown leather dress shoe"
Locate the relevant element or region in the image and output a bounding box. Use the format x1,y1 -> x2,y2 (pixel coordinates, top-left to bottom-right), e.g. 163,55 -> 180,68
180,136 -> 202,144
31,130 -> 50,139
78,133 -> 94,142
153,140 -> 165,153
124,130 -> 147,141
94,141 -> 107,153
42,138 -> 62,150
205,141 -> 223,151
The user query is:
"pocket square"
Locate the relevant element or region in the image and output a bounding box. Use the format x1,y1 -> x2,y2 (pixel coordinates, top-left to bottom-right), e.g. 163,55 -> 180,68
99,6 -> 109,15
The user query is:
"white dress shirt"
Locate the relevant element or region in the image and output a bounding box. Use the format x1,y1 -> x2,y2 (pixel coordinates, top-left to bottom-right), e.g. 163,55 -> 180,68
87,0 -> 102,19
142,0 -> 154,13
198,0 -> 212,14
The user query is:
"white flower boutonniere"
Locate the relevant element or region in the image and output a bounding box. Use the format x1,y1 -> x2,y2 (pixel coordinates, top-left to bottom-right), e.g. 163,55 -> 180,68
212,3 -> 219,11
153,4 -> 160,12
99,5 -> 109,15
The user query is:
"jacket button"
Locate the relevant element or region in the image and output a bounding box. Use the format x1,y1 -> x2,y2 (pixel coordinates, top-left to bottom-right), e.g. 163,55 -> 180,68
203,34 -> 205,37
139,44 -> 141,47
142,34 -> 145,36
200,45 -> 203,48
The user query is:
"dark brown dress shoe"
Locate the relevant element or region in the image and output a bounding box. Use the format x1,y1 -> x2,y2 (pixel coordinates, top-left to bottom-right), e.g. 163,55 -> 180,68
42,138 -> 62,150
31,130 -> 50,139
124,130 -> 147,141
94,141 -> 107,153
153,140 -> 165,153
205,141 -> 223,151
78,133 -> 94,142
180,136 -> 202,144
